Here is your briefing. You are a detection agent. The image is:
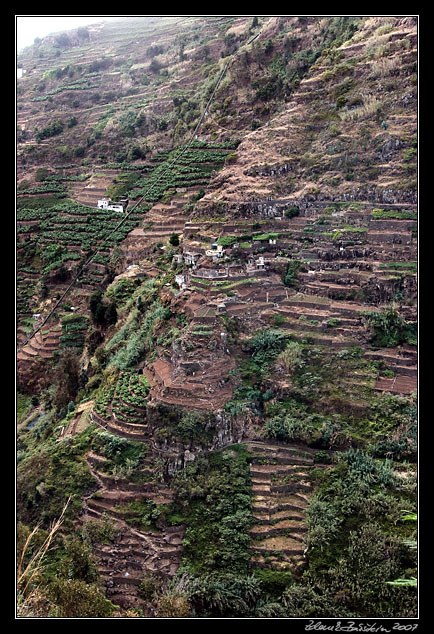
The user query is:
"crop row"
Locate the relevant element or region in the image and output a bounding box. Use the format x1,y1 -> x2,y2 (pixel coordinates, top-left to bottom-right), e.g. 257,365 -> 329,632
115,371 -> 150,408
17,208 -> 57,221
94,383 -> 117,419
61,312 -> 88,329
45,174 -> 91,182
102,162 -> 151,171
31,81 -> 101,102
20,201 -> 140,252
111,398 -> 144,424
93,371 -> 149,423
189,139 -> 240,150
131,143 -> 234,201
371,208 -> 417,220
42,251 -> 81,274
18,183 -> 67,194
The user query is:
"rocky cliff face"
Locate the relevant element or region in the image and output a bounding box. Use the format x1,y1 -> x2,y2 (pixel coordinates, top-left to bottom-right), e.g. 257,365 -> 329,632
146,402 -> 249,475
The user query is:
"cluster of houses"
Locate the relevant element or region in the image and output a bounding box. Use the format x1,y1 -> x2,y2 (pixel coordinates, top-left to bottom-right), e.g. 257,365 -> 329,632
172,235 -> 271,291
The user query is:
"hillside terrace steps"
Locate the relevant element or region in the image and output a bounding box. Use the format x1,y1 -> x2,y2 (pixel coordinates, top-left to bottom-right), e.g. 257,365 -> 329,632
17,348 -> 37,361
273,328 -> 360,350
90,409 -> 148,442
146,348 -> 235,411
85,456 -> 159,495
79,450 -> 185,609
110,416 -> 148,434
364,347 -> 417,366
374,374 -> 417,395
364,346 -> 417,395
148,391 -> 218,411
252,508 -> 306,523
86,523 -> 183,609
19,338 -> 49,359
246,440 -> 331,572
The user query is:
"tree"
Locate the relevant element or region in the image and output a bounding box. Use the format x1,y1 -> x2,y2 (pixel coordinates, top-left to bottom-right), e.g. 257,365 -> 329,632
53,349 -> 80,412
128,145 -> 147,160
176,410 -> 207,442
363,307 -> 417,348
283,260 -> 303,287
104,301 -> 118,326
77,26 -> 89,40
89,290 -> 104,323
169,233 -> 180,246
248,329 -> 287,365
149,58 -> 161,74
89,291 -> 117,327
54,33 -> 71,48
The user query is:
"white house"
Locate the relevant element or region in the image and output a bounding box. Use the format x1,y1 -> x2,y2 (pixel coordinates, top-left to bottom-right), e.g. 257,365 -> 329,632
205,244 -> 225,258
97,198 -> 110,209
175,274 -> 186,289
97,198 -> 124,213
184,251 -> 201,266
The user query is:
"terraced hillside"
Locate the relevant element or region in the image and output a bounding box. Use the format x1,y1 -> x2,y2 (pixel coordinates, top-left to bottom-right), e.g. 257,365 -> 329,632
82,448 -> 184,610
247,441 -> 322,573
17,16 -> 417,620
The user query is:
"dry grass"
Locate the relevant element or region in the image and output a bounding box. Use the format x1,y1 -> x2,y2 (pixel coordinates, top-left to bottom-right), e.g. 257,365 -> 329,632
350,17 -> 396,44
368,55 -> 402,78
338,93 -> 382,123
17,497 -> 71,617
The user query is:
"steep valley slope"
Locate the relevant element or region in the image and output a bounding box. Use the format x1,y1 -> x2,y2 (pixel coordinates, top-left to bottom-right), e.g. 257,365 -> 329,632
16,16 -> 417,619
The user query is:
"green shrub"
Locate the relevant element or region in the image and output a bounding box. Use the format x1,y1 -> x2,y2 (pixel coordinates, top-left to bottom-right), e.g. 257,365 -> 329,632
174,410 -> 209,442
282,260 -> 303,287
169,232 -> 180,246
362,308 -> 417,347
172,448 -> 252,575
371,208 -> 416,220
253,568 -> 294,598
35,119 -> 65,142
182,572 -> 262,617
46,578 -> 116,617
225,152 -> 238,164
273,313 -> 286,326
247,329 -> 287,369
